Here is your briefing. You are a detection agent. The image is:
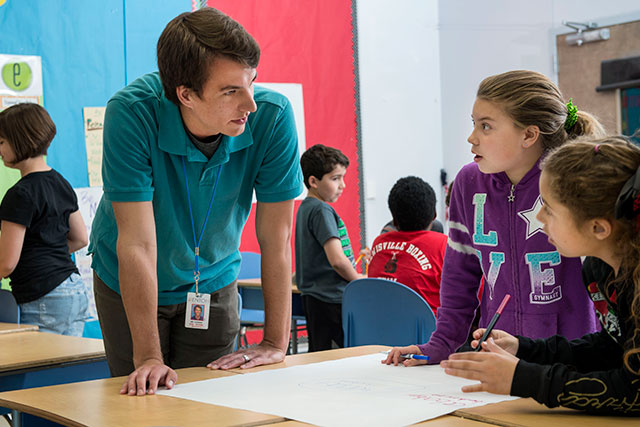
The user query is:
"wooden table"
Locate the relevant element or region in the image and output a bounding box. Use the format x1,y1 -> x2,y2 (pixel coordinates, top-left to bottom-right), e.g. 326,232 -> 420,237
0,323 -> 38,335
0,331 -> 110,426
231,344 -> 388,373
268,416 -> 487,426
0,345 -> 480,427
0,331 -> 105,373
0,347 -> 392,427
1,345 -> 630,427
237,277 -> 300,293
0,368 -> 283,427
453,397 -> 640,426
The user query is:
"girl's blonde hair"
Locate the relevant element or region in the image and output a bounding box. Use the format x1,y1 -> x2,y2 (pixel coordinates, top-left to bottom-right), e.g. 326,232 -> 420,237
542,136 -> 640,373
477,70 -> 605,150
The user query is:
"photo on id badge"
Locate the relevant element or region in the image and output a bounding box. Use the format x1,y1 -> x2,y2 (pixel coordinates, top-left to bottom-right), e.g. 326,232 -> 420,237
185,292 -> 210,329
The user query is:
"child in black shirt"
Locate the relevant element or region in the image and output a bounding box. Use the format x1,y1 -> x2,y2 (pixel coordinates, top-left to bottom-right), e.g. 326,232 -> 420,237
0,103 -> 89,335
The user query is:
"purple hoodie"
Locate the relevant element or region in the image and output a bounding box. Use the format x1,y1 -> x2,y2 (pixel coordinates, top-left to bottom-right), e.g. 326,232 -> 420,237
419,160 -> 598,362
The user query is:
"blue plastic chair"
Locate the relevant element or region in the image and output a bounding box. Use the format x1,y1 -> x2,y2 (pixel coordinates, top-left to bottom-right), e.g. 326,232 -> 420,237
342,278 -> 436,347
236,252 -> 305,352
82,319 -> 103,339
238,252 -> 265,347
237,251 -> 264,326
290,293 -> 306,354
0,289 -> 19,323
238,251 -> 264,318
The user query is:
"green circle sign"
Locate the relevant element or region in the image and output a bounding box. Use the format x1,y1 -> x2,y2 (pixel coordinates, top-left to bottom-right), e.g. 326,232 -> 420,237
2,62 -> 33,92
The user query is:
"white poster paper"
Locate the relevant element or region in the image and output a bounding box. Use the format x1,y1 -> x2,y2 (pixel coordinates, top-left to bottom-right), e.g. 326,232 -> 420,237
255,83 -> 307,200
158,353 -> 518,426
73,186 -> 103,318
256,82 -> 305,158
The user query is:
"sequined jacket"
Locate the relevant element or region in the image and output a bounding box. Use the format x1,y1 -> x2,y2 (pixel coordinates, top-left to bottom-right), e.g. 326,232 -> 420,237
512,256 -> 640,415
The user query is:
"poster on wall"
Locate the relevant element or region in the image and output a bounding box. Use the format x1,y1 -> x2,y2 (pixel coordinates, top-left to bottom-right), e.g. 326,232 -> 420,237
256,82 -> 307,201
83,107 -> 105,187
74,186 -> 104,319
0,54 -> 43,110
256,83 -> 306,158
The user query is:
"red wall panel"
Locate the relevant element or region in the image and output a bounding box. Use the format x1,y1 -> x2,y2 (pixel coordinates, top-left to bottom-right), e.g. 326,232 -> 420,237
209,1 -> 362,261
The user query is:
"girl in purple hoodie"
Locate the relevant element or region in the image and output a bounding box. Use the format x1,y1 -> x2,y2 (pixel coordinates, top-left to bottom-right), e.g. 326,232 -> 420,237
442,136 -> 640,415
385,70 -> 604,365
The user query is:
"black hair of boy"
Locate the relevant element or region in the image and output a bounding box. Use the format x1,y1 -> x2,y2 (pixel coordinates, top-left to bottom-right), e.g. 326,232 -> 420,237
388,176 -> 436,231
0,103 -> 56,163
300,144 -> 349,189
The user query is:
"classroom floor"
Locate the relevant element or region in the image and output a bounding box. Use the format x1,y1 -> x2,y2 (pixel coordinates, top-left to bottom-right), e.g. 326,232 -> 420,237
0,415 -> 10,427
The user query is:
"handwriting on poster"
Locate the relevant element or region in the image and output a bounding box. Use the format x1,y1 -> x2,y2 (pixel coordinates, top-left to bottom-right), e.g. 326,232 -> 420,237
83,107 -> 105,187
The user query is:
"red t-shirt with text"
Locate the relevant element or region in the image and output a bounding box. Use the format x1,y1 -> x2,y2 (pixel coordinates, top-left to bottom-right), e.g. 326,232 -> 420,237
368,230 -> 447,315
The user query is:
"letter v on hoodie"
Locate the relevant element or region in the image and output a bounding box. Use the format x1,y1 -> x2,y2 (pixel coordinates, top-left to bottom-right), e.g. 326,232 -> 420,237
419,159 -> 598,362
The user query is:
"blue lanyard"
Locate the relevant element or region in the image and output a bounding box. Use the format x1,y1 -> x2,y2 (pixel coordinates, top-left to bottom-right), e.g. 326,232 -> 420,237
182,156 -> 222,295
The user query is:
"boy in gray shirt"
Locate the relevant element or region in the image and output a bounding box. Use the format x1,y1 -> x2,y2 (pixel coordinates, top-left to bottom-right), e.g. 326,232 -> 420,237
295,144 -> 364,351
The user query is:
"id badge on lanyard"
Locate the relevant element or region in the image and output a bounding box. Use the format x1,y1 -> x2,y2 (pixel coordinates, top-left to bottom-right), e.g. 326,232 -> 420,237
185,291 -> 210,329
182,156 -> 222,330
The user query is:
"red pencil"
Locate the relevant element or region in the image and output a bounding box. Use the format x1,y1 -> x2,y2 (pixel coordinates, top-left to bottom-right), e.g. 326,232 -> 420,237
475,294 -> 511,352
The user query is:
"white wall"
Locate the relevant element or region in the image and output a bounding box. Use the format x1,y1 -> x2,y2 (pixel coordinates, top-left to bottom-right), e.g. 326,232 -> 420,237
357,0 -> 640,245
438,0 -> 640,190
357,0 -> 442,245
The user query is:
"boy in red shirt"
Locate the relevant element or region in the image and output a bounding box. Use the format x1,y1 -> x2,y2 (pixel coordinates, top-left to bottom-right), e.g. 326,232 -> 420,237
368,176 -> 447,315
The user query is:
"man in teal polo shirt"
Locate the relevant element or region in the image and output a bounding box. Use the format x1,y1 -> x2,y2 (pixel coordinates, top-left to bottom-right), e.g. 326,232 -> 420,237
88,7 -> 303,396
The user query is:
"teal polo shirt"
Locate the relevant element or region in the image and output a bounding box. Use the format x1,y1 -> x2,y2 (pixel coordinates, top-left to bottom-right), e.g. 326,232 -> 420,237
89,72 -> 303,305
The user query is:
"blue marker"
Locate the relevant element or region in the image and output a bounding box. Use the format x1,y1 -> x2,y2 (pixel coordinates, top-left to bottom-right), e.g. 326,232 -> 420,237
401,354 -> 430,361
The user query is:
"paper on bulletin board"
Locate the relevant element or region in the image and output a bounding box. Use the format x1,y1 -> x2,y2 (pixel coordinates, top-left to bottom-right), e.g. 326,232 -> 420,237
255,82 -> 307,200
256,83 -> 306,156
0,54 -> 43,110
74,186 -> 104,319
83,107 -> 105,187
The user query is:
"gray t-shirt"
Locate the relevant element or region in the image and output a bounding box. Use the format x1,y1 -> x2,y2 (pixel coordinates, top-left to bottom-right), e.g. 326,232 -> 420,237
186,132 -> 222,159
295,197 -> 355,303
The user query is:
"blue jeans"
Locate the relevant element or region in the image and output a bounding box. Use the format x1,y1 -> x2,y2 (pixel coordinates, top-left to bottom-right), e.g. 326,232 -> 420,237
19,273 -> 89,336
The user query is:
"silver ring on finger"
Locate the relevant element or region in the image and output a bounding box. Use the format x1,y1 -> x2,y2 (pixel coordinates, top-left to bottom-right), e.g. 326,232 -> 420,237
242,354 -> 250,363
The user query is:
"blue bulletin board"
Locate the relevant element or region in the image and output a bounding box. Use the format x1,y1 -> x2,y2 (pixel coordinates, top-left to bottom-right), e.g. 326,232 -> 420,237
0,1 -> 189,290
0,0 -> 189,189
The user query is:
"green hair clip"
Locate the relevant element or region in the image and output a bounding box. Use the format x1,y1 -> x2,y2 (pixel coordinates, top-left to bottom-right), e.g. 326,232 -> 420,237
565,98 -> 578,131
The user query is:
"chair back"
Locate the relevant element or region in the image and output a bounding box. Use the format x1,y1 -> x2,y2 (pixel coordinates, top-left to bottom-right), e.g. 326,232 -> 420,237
0,289 -> 19,323
238,251 -> 261,280
342,278 -> 436,347
82,319 -> 103,339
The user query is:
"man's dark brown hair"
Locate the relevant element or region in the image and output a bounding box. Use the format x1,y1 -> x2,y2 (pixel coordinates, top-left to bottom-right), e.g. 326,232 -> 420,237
157,7 -> 260,105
